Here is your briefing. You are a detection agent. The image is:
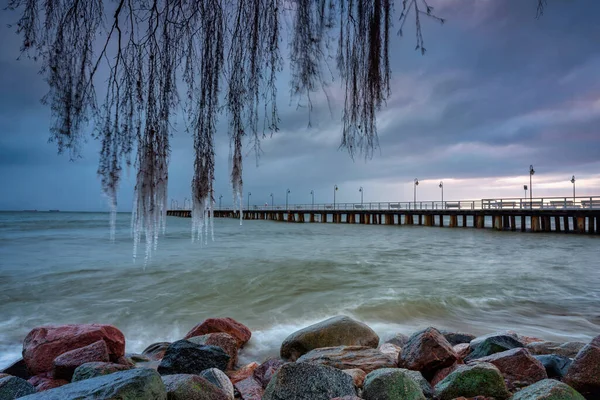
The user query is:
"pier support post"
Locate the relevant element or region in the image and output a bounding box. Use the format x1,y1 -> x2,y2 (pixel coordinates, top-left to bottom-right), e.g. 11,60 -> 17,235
563,216 -> 570,232
476,215 -> 485,228
510,216 -> 516,231
449,215 -> 458,228
418,215 -> 423,226
588,216 -> 595,234
531,216 -> 540,232
424,215 -> 433,226
310,213 -> 315,223
577,217 -> 585,233
554,216 -> 561,232
462,215 -> 467,227
493,215 -> 503,231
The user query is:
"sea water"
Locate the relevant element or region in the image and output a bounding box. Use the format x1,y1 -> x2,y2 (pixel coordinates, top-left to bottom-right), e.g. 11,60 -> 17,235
1,211 -> 599,369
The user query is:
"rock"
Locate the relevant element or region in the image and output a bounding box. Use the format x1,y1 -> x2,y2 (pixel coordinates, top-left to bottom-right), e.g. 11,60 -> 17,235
297,345 -> 396,374
52,339 -> 110,380
362,368 -> 426,400
1,358 -> 30,380
469,347 -> 547,390
188,333 -> 239,370
0,376 -> 36,399
430,362 -> 461,387
200,368 -> 234,400
227,362 -> 259,384
22,324 -> 125,375
124,353 -> 151,363
398,327 -> 457,379
534,354 -> 572,379
563,343 -> 600,399
465,332 -> 523,361
157,340 -> 230,375
342,369 -> 366,388
0,374 -> 8,379
385,333 -> 409,348
440,330 -> 477,346
280,316 -> 379,361
263,362 -> 356,400
454,343 -> 471,360
184,318 -> 251,348
234,376 -> 264,400
433,362 -> 510,400
526,341 -> 586,358
330,397 -> 362,400
71,361 -> 132,382
27,374 -> 68,391
142,342 -> 171,361
253,358 -> 285,389
403,370 -> 433,398
20,368 -> 166,399
379,343 -> 402,361
511,379 -> 585,400
162,374 -> 229,400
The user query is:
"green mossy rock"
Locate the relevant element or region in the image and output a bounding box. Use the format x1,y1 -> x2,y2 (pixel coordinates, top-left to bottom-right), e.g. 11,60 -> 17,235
0,376 -> 36,400
434,362 -> 510,400
362,368 -> 426,400
511,379 -> 585,400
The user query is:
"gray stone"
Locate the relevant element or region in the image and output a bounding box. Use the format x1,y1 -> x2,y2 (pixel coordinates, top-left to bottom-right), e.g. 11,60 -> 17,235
162,374 -> 229,400
142,342 -> 171,361
19,368 -> 166,399
384,333 -> 409,348
0,376 -> 36,400
434,362 -> 510,400
440,330 -> 477,346
404,370 -> 433,398
362,368 -> 426,400
158,340 -> 229,375
280,316 -> 379,361
199,368 -> 234,400
71,361 -> 133,382
534,354 -> 572,379
297,345 -> 396,373
526,341 -> 586,358
466,332 -> 524,361
263,362 -> 356,400
511,378 -> 585,400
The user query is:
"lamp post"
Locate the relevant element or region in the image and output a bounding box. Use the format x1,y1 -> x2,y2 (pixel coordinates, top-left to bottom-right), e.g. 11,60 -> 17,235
184,197 -> 189,209
247,192 -> 251,210
529,165 -> 535,208
286,189 -> 290,209
439,181 -> 443,208
270,193 -> 274,209
359,187 -> 363,205
333,185 -> 338,209
414,178 -> 419,209
571,175 -> 576,202
219,194 -> 222,210
310,190 -> 314,208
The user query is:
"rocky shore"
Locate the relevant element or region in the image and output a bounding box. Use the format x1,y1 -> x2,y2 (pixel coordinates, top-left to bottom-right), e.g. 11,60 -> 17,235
0,315 -> 598,399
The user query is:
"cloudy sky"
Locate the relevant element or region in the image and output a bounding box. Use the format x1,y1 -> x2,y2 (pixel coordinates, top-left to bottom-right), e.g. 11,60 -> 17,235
1,0 -> 599,211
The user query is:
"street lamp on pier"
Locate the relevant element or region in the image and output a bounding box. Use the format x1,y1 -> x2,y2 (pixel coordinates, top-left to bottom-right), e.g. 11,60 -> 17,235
571,175 -> 576,202
270,193 -> 274,209
310,190 -> 314,208
439,181 -> 444,208
286,189 -> 291,209
247,192 -> 252,210
414,178 -> 419,209
219,194 -> 223,210
334,185 -> 338,210
359,187 -> 363,205
529,165 -> 535,208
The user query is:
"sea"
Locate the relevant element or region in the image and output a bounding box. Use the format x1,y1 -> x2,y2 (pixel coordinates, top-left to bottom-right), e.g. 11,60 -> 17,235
1,211 -> 599,369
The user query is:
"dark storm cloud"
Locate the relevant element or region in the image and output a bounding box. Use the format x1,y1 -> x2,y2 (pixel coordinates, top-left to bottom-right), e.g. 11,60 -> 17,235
1,0 -> 600,210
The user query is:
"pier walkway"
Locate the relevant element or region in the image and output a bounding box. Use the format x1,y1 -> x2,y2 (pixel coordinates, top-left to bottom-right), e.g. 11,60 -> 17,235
167,196 -> 600,234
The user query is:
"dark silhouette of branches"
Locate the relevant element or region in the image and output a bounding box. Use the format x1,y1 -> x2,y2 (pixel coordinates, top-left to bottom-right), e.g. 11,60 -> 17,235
6,0 -> 548,257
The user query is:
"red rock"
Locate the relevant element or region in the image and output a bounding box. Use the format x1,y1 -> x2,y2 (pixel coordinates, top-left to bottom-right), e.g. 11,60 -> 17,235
297,346 -> 396,374
184,318 -> 251,348
470,347 -> 547,390
454,343 -> 471,360
52,340 -> 110,380
234,376 -> 264,400
563,343 -> 600,399
342,368 -> 366,388
28,373 -> 68,391
253,357 -> 285,388
227,362 -> 260,384
430,361 -> 461,387
142,342 -> 171,361
23,324 -> 125,375
187,333 -> 239,370
398,327 -> 458,379
590,334 -> 600,348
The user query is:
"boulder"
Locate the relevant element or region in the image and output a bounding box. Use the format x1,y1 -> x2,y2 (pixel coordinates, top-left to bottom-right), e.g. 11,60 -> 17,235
199,368 -> 234,400
1,358 -> 30,380
234,376 -> 264,400
27,374 -> 68,391
534,354 -> 572,379
398,327 -> 457,379
124,353 -> 151,364
71,361 -> 132,382
52,340 -> 110,380
430,362 -> 461,387
142,342 -> 171,361
330,397 -> 362,400
188,333 -> 239,370
470,347 -> 547,390
263,362 -> 356,400
454,343 -> 471,360
379,343 -> 402,361
157,340 -> 230,375
362,368 -> 426,400
511,379 -> 585,400
227,362 -> 259,384
280,316 -> 379,361
433,362 -> 510,400
22,324 -> 125,375
297,345 -> 396,373
253,358 -> 285,389
526,341 -> 586,358
403,370 -> 433,398
19,368 -> 166,399
563,343 -> 600,399
0,376 -> 36,399
162,374 -> 229,400
184,318 -> 251,348
440,330 -> 476,346
385,333 -> 409,348
465,332 -> 523,361
342,369 -> 366,388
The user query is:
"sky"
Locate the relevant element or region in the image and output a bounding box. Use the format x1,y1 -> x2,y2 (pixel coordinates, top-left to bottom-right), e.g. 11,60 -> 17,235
1,0 -> 599,211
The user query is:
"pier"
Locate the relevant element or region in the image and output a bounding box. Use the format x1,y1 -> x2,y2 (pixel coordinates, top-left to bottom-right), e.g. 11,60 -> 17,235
166,196 -> 600,234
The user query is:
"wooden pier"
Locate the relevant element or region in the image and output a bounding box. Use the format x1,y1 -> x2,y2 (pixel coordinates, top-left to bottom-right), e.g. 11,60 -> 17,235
166,208 -> 600,234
